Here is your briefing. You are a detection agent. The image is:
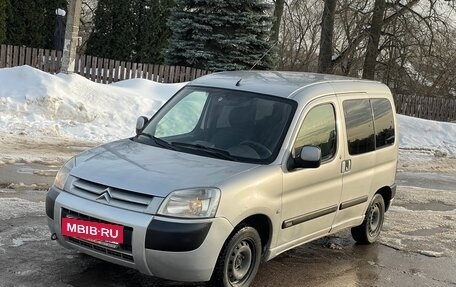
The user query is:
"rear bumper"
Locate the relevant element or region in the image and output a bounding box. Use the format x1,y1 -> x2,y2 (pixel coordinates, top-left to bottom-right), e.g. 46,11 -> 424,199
390,183 -> 396,199
46,187 -> 233,282
384,183 -> 397,211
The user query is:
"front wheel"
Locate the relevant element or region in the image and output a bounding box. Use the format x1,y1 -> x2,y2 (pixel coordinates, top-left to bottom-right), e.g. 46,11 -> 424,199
209,226 -> 262,287
351,193 -> 385,244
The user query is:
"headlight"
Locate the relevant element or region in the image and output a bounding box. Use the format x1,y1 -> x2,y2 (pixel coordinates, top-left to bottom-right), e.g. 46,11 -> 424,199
158,188 -> 221,218
54,157 -> 76,190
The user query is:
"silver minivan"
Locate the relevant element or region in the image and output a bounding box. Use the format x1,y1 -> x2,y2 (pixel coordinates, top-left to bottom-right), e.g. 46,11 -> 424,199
46,71 -> 398,287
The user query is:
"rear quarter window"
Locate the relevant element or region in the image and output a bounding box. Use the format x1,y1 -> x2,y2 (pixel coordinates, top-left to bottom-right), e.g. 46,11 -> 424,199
371,98 -> 395,148
343,99 -> 375,155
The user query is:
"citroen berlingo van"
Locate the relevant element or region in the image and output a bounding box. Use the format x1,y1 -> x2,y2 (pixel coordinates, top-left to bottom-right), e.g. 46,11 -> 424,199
46,71 -> 398,287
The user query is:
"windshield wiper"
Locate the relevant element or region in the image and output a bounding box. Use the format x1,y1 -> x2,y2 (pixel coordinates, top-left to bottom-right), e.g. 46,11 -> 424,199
171,142 -> 237,161
136,133 -> 177,150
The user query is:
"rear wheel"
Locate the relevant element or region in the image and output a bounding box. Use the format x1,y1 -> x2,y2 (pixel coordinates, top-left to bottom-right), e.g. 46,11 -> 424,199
351,193 -> 385,244
209,226 -> 262,287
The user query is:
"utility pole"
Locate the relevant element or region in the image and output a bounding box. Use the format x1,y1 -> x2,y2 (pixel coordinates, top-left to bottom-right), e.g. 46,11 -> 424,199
61,0 -> 82,74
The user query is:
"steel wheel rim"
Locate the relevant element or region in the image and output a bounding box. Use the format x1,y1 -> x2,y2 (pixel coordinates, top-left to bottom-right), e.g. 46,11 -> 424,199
228,239 -> 255,284
368,203 -> 381,236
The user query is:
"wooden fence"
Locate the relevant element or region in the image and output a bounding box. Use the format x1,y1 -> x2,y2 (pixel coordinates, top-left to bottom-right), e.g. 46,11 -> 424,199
0,44 -> 210,83
73,53 -> 210,84
394,94 -> 456,122
0,44 -> 63,74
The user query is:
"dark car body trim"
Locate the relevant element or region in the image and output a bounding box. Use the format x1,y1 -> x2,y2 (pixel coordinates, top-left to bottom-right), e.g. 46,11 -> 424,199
282,205 -> 338,229
46,187 -> 60,219
339,195 -> 369,210
145,220 -> 212,252
390,183 -> 396,199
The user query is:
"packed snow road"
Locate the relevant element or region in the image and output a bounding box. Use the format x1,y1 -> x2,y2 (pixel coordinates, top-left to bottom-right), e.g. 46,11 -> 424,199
0,137 -> 455,287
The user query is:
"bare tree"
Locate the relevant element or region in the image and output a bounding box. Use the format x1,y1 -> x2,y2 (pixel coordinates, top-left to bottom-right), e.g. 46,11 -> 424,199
362,0 -> 385,79
278,0 -> 322,71
277,0 -> 456,97
318,0 -> 337,73
78,0 -> 97,52
271,0 -> 286,44
333,0 -> 371,76
331,0 -> 420,70
388,1 -> 456,97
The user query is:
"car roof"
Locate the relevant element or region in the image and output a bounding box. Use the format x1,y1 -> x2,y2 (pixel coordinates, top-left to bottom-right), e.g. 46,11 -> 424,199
189,70 -> 388,99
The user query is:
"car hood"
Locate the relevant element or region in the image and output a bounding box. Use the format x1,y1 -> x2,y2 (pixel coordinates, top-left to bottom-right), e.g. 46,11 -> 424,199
70,139 -> 259,197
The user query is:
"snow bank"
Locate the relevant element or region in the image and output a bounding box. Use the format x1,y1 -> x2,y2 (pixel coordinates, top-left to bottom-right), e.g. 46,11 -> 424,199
0,66 -> 185,142
398,115 -> 456,156
0,66 -> 455,155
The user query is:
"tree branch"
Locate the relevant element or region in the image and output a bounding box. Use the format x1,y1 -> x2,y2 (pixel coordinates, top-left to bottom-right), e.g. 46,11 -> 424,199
331,0 -> 420,67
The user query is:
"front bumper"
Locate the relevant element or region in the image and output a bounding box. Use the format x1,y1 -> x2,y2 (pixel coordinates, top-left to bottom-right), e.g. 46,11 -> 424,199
46,187 -> 233,282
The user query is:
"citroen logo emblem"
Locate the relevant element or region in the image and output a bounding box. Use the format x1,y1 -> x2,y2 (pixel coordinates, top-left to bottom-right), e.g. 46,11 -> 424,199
96,188 -> 112,203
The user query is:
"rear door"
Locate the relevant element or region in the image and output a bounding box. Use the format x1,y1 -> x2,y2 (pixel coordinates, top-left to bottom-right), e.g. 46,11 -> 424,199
331,94 -> 376,231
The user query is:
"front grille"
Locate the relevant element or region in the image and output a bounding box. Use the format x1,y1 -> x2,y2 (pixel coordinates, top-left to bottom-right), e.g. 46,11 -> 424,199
62,208 -> 133,253
68,178 -> 153,213
68,237 -> 134,262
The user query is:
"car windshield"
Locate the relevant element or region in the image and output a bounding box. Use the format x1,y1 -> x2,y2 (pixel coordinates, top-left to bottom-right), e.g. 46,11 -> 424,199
137,86 -> 296,164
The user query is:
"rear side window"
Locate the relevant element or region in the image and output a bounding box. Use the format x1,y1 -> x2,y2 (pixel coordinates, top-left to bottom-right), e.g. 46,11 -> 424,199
294,103 -> 337,161
372,99 -> 395,148
343,99 -> 375,155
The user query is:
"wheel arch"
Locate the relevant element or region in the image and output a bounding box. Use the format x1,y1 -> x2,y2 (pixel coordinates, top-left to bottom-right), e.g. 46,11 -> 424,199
232,213 -> 273,259
375,185 -> 392,211
210,215 -> 268,286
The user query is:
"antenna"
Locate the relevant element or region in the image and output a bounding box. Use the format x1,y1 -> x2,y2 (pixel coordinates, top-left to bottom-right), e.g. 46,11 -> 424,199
235,78 -> 242,86
249,41 -> 278,71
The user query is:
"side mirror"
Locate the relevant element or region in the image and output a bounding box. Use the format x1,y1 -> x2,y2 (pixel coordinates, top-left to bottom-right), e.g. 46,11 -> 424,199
136,116 -> 148,135
294,146 -> 321,169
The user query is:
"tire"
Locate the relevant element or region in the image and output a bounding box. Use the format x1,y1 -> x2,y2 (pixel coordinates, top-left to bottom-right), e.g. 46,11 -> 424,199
209,226 -> 262,287
351,193 -> 385,244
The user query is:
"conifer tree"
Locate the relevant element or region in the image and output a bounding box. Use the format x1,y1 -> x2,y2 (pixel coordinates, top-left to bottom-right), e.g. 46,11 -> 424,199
6,0 -> 67,48
134,0 -> 174,63
0,0 -> 7,43
87,0 -> 173,63
86,0 -> 136,61
165,0 -> 273,71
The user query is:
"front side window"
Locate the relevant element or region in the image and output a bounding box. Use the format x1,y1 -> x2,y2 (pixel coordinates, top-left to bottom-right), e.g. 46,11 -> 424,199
343,99 -> 375,155
293,104 -> 337,161
138,87 -> 297,164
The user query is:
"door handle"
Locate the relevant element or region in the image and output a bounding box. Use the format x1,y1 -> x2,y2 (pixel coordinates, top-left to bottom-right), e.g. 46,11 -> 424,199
341,159 -> 352,173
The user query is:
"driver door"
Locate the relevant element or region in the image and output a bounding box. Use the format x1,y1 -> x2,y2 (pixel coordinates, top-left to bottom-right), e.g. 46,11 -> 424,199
278,96 -> 343,247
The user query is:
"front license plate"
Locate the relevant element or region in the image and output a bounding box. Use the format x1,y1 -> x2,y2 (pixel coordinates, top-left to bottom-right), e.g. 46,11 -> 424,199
61,217 -> 124,244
